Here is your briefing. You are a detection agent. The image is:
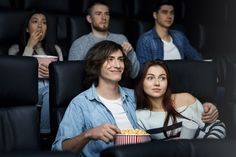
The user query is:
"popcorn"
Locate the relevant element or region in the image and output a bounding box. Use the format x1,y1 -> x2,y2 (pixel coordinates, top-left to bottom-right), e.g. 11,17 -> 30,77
120,129 -> 149,135
115,129 -> 150,145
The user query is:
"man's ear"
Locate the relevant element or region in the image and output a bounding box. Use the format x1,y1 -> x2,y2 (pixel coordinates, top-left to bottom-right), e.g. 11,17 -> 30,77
153,12 -> 157,20
86,15 -> 92,24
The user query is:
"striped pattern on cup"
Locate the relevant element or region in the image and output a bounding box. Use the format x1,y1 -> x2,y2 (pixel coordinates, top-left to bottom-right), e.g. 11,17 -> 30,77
115,134 -> 150,145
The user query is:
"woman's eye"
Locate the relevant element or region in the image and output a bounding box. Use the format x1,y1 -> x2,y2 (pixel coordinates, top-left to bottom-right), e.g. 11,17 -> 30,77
31,20 -> 38,23
146,76 -> 153,80
159,76 -> 166,81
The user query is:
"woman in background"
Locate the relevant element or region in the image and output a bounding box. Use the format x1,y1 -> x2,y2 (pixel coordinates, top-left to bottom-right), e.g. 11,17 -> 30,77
135,60 -> 226,140
8,10 -> 63,134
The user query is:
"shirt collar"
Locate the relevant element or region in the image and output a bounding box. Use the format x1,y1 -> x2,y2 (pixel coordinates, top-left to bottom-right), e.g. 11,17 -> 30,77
152,28 -> 174,39
89,32 -> 110,39
152,28 -> 160,39
86,83 -> 129,102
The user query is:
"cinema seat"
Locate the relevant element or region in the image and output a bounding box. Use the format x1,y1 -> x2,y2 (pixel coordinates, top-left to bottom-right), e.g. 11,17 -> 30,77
0,56 -> 40,151
49,61 -> 86,139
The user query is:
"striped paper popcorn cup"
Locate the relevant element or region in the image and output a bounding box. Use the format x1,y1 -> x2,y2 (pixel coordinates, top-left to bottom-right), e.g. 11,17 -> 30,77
115,134 -> 150,145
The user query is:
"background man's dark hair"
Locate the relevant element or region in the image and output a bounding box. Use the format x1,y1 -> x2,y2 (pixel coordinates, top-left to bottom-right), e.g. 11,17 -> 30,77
152,0 -> 176,12
86,0 -> 110,15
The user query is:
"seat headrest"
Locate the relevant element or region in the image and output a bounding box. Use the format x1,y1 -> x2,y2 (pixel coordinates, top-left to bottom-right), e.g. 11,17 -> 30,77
0,56 -> 38,106
165,60 -> 217,103
49,60 -> 86,108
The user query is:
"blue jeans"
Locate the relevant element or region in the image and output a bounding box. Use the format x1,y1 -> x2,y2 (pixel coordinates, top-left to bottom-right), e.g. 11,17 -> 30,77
38,79 -> 50,133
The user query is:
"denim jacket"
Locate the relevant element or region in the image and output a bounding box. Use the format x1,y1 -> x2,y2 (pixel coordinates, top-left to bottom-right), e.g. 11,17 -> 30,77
52,84 -> 139,157
136,28 -> 202,65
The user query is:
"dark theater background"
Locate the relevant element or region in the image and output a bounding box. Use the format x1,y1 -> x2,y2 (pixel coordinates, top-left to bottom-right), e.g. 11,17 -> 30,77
0,0 -> 236,157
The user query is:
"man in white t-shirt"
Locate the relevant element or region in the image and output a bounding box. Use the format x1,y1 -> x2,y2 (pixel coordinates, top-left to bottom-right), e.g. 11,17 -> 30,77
136,0 -> 202,65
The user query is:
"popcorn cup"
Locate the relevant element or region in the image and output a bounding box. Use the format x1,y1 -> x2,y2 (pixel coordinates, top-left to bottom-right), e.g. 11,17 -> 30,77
115,134 -> 150,146
33,55 -> 58,78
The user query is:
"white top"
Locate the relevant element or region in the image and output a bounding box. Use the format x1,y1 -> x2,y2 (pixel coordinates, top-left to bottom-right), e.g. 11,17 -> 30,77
99,95 -> 133,130
8,44 -> 63,61
162,37 -> 181,60
136,99 -> 205,140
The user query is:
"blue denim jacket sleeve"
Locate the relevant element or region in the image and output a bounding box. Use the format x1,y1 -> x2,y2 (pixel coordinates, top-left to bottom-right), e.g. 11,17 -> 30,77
136,35 -> 149,65
170,30 -> 203,60
51,99 -> 85,151
183,35 -> 203,60
136,30 -> 161,65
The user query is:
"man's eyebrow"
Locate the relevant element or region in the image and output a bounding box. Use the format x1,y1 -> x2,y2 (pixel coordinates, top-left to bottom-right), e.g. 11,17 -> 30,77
107,56 -> 115,58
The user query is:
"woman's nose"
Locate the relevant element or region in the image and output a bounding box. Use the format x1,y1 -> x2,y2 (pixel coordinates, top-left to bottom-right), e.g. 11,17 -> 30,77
154,78 -> 160,85
38,21 -> 43,27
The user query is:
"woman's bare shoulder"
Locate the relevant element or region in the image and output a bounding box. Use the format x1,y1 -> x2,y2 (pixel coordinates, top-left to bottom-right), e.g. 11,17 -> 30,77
172,92 -> 196,108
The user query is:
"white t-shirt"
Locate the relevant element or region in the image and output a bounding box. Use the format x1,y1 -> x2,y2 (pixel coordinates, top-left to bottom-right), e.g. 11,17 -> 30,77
162,37 -> 182,60
99,95 -> 133,130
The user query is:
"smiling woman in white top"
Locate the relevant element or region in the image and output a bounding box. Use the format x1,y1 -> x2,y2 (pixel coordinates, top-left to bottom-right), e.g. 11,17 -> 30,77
135,60 -> 226,140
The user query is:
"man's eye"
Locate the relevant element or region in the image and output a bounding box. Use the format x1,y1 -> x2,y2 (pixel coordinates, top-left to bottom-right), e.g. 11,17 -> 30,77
95,12 -> 101,16
119,58 -> 124,62
107,58 -> 113,62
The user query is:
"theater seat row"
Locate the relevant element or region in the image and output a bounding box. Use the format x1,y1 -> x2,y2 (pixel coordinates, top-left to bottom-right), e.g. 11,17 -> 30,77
0,0 -> 214,60
1,0 -> 236,61
0,55 -> 236,152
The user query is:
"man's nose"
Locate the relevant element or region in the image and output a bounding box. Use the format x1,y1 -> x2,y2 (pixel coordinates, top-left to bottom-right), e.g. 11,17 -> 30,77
101,14 -> 107,19
113,59 -> 121,68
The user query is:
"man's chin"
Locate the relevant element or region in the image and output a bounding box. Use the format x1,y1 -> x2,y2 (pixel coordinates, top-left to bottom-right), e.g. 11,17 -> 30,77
94,26 -> 109,32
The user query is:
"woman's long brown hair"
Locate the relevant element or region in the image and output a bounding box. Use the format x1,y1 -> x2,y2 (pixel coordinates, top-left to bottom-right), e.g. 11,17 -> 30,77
135,60 -> 187,138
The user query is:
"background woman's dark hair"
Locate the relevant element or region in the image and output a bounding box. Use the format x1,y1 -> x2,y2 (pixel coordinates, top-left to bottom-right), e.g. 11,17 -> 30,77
135,60 -> 187,138
84,40 -> 131,88
18,10 -> 58,56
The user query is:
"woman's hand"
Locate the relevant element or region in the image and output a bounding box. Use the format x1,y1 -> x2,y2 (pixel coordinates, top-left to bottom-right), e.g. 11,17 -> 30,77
38,63 -> 49,78
27,30 -> 43,48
